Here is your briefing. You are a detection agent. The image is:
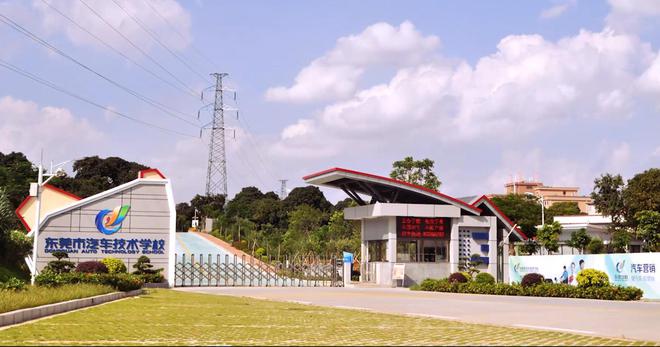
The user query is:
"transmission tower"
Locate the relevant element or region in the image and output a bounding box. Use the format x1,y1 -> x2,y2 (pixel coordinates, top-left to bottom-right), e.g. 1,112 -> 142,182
279,179 -> 288,199
205,72 -> 229,196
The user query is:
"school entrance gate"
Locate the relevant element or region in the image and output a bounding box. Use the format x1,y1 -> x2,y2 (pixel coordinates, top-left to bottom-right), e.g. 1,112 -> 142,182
174,253 -> 344,287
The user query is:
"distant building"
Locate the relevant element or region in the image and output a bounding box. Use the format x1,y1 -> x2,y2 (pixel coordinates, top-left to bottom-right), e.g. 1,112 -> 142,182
551,215 -> 643,254
503,180 -> 593,214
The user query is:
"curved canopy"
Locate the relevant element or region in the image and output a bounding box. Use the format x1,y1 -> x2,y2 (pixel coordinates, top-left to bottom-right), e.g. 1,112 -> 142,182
303,168 -> 482,215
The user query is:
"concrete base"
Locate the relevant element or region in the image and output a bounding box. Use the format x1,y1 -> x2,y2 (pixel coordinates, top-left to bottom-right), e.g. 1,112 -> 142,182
0,289 -> 143,328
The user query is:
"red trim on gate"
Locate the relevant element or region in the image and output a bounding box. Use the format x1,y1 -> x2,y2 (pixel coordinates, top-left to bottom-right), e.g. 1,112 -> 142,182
138,168 -> 166,179
303,167 -> 482,214
471,195 -> 528,240
14,185 -> 81,232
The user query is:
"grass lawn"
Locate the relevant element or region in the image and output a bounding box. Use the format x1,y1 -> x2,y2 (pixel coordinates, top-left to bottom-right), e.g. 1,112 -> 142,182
0,284 -> 115,313
0,289 -> 654,346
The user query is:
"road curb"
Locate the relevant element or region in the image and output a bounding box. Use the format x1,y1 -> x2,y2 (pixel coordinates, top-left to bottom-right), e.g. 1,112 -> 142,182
0,289 -> 143,328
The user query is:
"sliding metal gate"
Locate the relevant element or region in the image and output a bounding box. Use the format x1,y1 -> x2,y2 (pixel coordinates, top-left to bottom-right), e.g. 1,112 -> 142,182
174,253 -> 344,287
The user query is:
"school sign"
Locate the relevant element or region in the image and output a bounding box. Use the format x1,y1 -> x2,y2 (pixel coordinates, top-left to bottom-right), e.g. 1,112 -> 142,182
509,253 -> 660,299
17,169 -> 175,286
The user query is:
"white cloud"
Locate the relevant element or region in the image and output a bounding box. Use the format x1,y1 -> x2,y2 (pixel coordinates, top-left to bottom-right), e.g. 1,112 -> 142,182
608,142 -> 631,171
275,27 -> 652,158
637,51 -> 660,102
540,3 -> 570,19
265,21 -> 440,103
653,147 -> 660,158
33,0 -> 192,52
606,0 -> 660,32
0,95 -> 103,162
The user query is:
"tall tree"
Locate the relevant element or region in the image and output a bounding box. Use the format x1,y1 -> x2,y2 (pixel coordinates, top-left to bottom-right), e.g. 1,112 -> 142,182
566,228 -> 591,254
545,202 -> 582,222
390,156 -> 441,190
225,187 -> 265,219
634,210 -> 660,252
51,156 -> 149,198
591,173 -> 626,224
623,168 -> 660,227
283,186 -> 332,212
490,194 -> 542,237
0,152 -> 35,209
536,221 -> 562,254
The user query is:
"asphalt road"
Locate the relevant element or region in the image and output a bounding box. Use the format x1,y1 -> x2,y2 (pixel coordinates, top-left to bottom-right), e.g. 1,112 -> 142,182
176,286 -> 660,342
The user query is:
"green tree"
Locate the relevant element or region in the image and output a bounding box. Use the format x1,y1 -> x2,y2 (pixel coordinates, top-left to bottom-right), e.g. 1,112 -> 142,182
609,229 -> 631,253
545,202 -> 582,222
518,240 -> 539,255
490,194 -> 542,237
591,173 -> 626,225
566,228 -> 591,254
283,186 -> 332,212
0,152 -> 35,209
623,169 -> 660,227
536,221 -> 562,254
587,238 -> 605,254
634,210 -> 660,252
390,156 -> 441,190
224,187 -> 265,219
283,205 -> 325,256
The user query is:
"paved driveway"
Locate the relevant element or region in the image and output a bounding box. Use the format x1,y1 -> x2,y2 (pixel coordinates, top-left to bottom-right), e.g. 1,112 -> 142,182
176,286 -> 660,342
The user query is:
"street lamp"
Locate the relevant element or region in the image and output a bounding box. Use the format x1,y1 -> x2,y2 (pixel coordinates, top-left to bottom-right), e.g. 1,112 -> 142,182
525,192 -> 545,227
28,160 -> 69,285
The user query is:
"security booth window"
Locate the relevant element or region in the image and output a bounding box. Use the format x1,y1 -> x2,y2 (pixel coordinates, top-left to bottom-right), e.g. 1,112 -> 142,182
396,240 -> 418,262
422,239 -> 447,263
368,240 -> 387,262
396,216 -> 450,263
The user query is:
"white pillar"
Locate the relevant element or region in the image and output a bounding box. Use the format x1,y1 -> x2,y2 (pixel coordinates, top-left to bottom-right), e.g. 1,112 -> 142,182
488,217 -> 497,277
503,242 -> 510,283
360,219 -> 367,282
450,218 -> 460,273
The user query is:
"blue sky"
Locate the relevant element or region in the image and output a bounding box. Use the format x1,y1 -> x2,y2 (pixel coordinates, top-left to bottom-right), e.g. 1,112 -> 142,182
0,0 -> 659,203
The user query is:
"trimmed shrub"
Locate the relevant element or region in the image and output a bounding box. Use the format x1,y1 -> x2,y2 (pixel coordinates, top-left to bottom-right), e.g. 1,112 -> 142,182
475,272 -> 495,285
75,261 -> 108,274
139,273 -> 165,284
414,280 -> 642,301
521,273 -> 544,288
448,272 -> 469,284
43,252 -> 75,274
132,256 -> 163,275
576,269 -> 609,288
101,258 -> 127,274
35,270 -> 143,292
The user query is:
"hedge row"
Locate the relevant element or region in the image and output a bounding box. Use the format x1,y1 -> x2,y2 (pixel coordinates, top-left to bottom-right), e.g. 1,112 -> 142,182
35,271 -> 144,292
417,278 -> 643,301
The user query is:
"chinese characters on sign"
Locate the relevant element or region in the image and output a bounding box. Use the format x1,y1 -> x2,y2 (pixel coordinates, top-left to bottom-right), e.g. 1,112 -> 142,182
44,237 -> 166,255
397,217 -> 450,238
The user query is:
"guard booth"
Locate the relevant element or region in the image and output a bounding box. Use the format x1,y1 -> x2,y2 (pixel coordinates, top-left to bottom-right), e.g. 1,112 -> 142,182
304,168 -> 528,286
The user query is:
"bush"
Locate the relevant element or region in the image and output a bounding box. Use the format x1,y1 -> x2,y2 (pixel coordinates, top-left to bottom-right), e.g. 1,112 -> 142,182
75,261 -> 108,274
448,272 -> 470,284
43,252 -> 75,274
587,238 -> 605,254
414,279 -> 643,301
521,273 -> 544,287
132,256 -> 163,275
0,277 -> 26,291
475,272 -> 495,285
101,258 -> 127,274
576,269 -> 609,288
35,270 -> 143,292
139,273 -> 165,284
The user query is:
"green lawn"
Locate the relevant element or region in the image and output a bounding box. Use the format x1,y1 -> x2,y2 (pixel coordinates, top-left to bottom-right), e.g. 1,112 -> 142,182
0,289 -> 654,346
0,284 -> 115,313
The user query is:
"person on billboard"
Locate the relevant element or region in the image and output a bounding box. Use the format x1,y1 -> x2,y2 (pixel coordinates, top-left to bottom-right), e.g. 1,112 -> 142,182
560,266 -> 568,284
579,259 -> 585,271
569,262 -> 577,285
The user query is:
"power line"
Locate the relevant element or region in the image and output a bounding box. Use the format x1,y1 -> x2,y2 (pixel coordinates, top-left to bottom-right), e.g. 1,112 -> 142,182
39,0 -> 199,100
142,0 -> 220,71
77,0 -> 200,98
0,13 -> 199,127
109,0 -> 211,84
0,58 -> 198,138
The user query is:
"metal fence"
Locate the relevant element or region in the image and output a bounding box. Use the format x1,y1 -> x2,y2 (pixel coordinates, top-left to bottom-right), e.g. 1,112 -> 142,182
174,253 -> 344,287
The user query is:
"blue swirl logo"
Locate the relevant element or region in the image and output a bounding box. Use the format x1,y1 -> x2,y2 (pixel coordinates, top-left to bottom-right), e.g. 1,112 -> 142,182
95,205 -> 130,235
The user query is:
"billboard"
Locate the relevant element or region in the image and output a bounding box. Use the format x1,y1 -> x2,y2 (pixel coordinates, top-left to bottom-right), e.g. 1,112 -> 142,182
509,253 -> 660,299
396,217 -> 450,239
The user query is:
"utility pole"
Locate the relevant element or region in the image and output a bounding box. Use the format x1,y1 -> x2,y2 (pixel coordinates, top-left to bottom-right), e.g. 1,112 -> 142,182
206,73 -> 229,196
279,179 -> 288,199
